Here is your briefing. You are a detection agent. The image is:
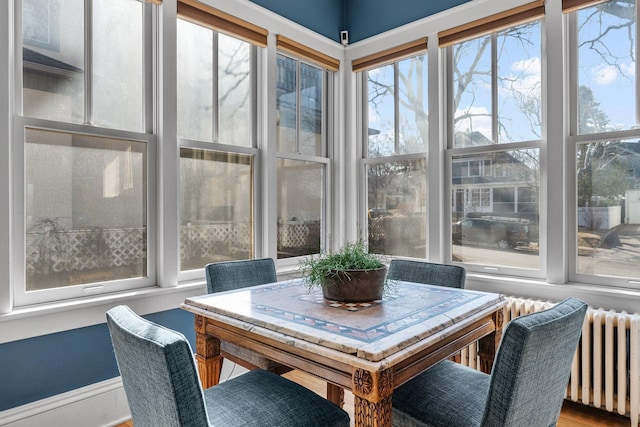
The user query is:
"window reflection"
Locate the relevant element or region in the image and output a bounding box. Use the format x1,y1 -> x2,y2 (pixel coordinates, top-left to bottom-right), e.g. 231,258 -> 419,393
179,149 -> 254,271
277,159 -> 324,258
367,159 -> 427,258
576,140 -> 640,278
25,129 -> 147,290
451,149 -> 540,269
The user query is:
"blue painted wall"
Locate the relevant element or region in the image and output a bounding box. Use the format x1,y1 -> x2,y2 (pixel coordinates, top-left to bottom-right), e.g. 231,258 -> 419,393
0,309 -> 195,411
250,0 -> 472,44
249,0 -> 344,42
345,0 -> 471,43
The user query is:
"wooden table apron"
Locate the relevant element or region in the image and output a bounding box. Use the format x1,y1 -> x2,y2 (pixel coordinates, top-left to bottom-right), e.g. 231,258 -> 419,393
181,280 -> 506,427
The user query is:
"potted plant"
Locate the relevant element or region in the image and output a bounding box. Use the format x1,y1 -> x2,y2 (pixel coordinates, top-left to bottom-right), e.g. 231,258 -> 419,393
298,241 -> 388,302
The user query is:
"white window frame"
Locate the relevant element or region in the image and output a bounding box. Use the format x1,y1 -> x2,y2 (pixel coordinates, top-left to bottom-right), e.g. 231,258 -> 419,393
358,54 -> 429,259
444,18 -> 545,279
275,52 -> 333,270
176,18 -> 262,282
12,0 -> 157,306
566,1 -> 640,289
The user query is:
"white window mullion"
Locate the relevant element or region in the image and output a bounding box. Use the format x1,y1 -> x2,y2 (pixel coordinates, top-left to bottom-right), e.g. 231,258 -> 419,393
295,60 -> 301,153
157,0 -> 179,287
145,3 -> 155,134
0,0 -> 10,314
426,40 -> 441,262
546,0 -> 567,284
212,32 -> 219,142
394,62 -> 400,154
491,33 -> 498,143
84,0 -> 93,125
637,2 -> 640,127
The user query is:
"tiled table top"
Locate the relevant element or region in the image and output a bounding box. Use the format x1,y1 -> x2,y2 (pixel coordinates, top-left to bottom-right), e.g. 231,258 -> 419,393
184,279 -> 504,362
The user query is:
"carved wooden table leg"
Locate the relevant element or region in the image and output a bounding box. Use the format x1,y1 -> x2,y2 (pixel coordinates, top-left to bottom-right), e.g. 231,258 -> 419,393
478,309 -> 505,374
327,383 -> 345,408
194,314 -> 222,389
352,368 -> 393,427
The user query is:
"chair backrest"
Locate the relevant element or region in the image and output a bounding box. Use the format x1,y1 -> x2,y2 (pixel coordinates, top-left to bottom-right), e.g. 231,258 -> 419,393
106,305 -> 209,427
482,297 -> 588,427
205,258 -> 277,294
387,260 -> 466,288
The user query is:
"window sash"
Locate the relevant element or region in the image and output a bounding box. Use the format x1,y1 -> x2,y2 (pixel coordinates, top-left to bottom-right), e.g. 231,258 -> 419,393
15,0 -> 155,306
13,119 -> 157,307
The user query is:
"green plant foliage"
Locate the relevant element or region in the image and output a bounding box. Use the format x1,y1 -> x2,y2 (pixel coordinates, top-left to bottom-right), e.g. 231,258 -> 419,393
298,241 -> 385,289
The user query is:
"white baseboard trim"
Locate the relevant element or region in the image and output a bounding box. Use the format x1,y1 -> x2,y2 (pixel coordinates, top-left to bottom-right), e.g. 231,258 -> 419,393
0,377 -> 130,427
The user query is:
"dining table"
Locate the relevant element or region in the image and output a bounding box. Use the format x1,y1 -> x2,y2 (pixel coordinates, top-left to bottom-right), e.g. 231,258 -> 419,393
181,278 -> 506,427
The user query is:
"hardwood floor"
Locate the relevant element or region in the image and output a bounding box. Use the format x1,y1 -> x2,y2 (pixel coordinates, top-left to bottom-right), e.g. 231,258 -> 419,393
115,370 -> 631,427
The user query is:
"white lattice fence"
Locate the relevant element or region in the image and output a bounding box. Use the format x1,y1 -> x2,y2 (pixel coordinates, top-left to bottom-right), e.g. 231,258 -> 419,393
26,227 -> 146,274
180,223 -> 251,260
278,221 -> 310,249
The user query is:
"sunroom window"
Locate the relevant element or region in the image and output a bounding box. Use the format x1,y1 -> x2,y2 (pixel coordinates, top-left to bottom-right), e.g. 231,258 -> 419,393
356,40 -> 429,259
444,5 -> 543,274
567,0 -> 640,288
176,3 -> 263,273
17,0 -> 154,306
275,36 -> 337,260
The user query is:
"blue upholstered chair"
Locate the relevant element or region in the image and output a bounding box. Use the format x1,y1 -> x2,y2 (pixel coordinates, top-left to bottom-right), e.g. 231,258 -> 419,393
386,260 -> 466,288
205,258 -> 277,294
107,305 -> 350,427
391,297 -> 588,427
204,258 -> 290,375
388,260 -> 466,363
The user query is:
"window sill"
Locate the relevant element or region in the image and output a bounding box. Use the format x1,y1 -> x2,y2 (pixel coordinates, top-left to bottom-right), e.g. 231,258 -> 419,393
466,273 -> 640,314
0,281 -> 207,344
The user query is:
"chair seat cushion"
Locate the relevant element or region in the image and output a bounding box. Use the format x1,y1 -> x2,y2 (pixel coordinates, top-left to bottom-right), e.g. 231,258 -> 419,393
392,360 -> 489,427
205,369 -> 350,427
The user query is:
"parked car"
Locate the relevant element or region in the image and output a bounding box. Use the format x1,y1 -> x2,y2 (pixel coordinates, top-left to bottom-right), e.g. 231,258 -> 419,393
368,208 -> 393,218
452,217 -> 531,249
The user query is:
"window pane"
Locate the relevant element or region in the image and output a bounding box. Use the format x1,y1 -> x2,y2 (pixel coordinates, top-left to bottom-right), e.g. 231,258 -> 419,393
577,1 -> 637,134
453,35 -> 492,147
576,139 -> 640,278
218,33 -> 252,146
23,0 -> 84,123
451,149 -> 539,269
25,128 -> 147,291
367,159 -> 427,258
177,19 -> 214,142
398,55 -> 428,154
299,63 -> 323,156
276,55 -> 297,153
23,0 -> 60,50
277,159 -> 324,258
93,0 -> 144,132
496,22 -> 541,142
180,149 -> 253,270
367,63 -> 395,157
